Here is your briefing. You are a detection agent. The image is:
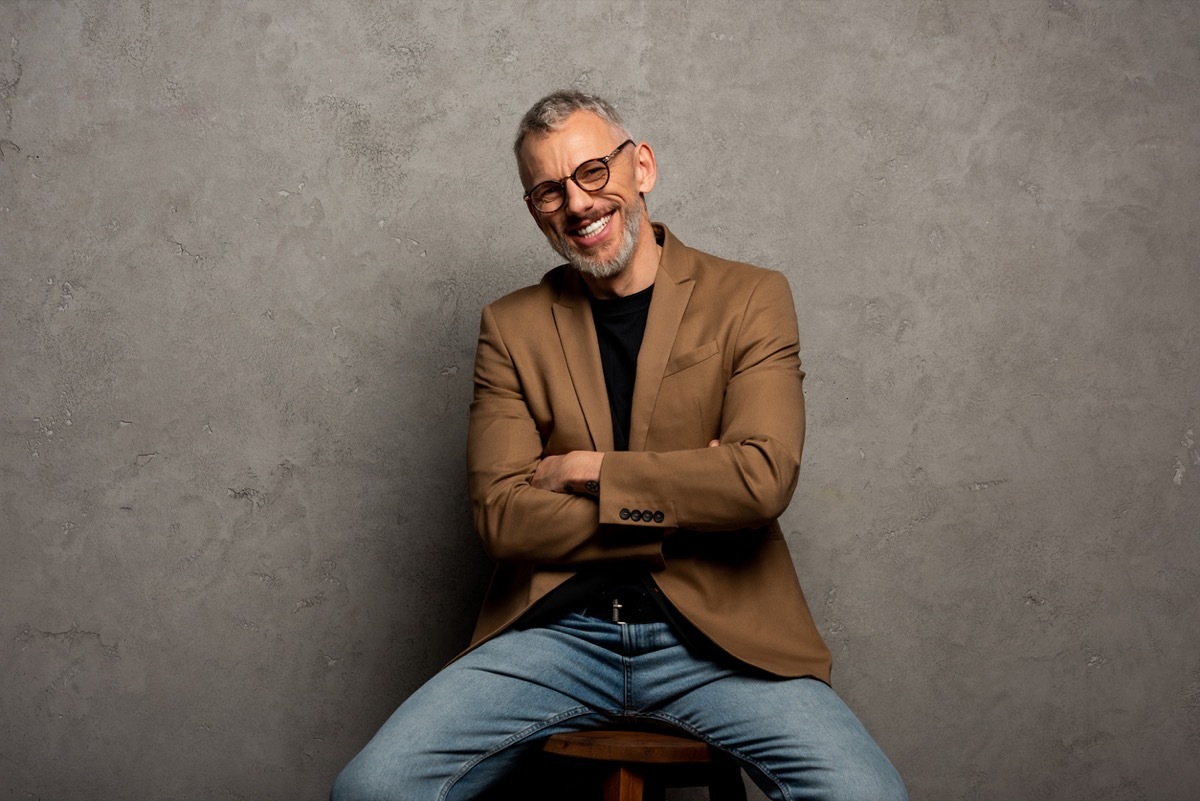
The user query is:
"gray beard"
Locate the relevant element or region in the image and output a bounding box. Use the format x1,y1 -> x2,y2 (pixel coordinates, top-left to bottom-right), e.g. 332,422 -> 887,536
551,200 -> 643,280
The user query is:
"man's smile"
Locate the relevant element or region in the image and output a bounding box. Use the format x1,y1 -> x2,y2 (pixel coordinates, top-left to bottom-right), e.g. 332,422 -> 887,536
568,212 -> 615,247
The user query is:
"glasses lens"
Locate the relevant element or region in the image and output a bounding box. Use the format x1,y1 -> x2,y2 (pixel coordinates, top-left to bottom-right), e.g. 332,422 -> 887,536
530,184 -> 564,212
574,160 -> 609,191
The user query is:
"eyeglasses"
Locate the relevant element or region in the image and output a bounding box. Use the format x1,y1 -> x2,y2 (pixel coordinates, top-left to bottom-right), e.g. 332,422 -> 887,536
523,140 -> 635,214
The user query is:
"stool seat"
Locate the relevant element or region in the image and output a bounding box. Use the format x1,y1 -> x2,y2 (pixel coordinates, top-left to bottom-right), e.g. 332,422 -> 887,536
544,729 -> 712,763
542,729 -> 747,801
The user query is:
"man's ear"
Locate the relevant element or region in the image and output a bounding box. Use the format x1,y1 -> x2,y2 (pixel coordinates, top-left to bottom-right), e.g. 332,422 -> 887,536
634,141 -> 657,195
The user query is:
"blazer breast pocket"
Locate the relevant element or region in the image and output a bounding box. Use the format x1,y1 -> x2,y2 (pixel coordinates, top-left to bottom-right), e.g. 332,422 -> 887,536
664,339 -> 720,377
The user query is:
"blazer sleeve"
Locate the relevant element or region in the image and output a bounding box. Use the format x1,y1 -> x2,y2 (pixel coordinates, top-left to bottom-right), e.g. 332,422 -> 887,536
467,303 -> 666,567
598,270 -> 805,532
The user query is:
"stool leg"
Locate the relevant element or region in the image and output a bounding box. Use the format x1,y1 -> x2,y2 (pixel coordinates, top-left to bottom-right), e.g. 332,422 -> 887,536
602,765 -> 645,801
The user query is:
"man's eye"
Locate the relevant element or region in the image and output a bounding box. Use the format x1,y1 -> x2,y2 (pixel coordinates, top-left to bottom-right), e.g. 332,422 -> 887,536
576,164 -> 607,185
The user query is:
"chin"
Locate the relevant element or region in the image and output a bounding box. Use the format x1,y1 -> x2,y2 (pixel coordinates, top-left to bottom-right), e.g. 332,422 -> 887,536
553,202 -> 643,280
567,251 -> 628,280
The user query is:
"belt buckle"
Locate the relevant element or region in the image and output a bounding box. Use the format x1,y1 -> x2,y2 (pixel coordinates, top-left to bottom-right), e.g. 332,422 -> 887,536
611,598 -> 626,625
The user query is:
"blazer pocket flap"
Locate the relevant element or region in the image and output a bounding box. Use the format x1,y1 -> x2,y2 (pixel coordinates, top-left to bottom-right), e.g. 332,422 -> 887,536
664,339 -> 720,376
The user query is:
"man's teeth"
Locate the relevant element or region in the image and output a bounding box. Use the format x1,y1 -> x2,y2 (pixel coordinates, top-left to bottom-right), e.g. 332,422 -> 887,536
575,214 -> 612,238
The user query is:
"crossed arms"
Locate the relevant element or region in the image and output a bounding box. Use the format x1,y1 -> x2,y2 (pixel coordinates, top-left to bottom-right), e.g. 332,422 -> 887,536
466,269 -> 805,567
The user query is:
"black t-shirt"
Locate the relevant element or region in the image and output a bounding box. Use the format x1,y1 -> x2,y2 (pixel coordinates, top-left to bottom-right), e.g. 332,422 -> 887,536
590,283 -> 654,451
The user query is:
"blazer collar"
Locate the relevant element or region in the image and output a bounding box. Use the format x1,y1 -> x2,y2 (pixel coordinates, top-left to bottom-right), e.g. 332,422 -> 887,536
629,224 -> 694,451
551,271 -> 613,452
551,223 -> 696,453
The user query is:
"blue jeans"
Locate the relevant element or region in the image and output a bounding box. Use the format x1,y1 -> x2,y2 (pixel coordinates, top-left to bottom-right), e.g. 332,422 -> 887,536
331,612 -> 906,801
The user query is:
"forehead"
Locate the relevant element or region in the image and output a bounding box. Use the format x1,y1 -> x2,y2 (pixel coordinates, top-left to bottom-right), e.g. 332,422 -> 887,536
518,110 -> 624,187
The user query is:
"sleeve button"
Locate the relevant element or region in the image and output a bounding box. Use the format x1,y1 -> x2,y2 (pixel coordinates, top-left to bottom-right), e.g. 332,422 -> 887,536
630,510 -> 642,522
653,511 -> 665,523
619,508 -> 631,520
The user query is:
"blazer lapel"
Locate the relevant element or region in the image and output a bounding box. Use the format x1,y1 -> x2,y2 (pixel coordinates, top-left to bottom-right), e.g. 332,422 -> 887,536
552,270 -> 615,452
629,233 -> 695,452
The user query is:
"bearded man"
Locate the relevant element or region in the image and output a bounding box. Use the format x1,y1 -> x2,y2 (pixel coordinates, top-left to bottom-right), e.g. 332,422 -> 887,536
331,90 -> 907,801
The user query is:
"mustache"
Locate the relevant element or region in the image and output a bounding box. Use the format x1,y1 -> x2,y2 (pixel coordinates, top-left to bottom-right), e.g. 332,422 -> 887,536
564,207 -> 618,225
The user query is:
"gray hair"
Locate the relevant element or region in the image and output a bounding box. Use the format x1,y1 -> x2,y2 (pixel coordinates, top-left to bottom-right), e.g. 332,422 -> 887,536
513,90 -> 632,158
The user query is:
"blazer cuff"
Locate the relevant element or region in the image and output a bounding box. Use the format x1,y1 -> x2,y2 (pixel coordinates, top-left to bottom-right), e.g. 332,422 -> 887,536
598,453 -> 678,529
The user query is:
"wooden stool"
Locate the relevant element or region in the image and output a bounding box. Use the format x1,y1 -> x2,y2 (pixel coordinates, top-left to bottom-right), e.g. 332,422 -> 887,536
542,729 -> 747,801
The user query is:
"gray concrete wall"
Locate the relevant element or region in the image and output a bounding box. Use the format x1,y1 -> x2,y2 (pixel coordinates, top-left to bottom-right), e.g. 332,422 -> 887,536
1,1 -> 1197,799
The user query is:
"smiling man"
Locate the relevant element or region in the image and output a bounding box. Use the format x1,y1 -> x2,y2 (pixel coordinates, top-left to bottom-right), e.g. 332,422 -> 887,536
331,91 -> 907,801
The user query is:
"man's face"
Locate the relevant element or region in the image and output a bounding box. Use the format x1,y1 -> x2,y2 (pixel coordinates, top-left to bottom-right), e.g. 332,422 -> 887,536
518,111 -> 654,280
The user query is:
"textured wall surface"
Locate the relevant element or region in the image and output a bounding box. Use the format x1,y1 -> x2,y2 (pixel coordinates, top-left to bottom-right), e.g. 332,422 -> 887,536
2,2 -> 1198,800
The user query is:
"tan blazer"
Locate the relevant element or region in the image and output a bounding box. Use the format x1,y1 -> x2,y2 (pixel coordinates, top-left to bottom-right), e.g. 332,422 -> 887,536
465,224 -> 831,681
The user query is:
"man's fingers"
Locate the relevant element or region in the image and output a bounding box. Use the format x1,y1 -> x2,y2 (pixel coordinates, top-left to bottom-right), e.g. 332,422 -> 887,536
532,451 -> 604,495
530,454 -> 561,492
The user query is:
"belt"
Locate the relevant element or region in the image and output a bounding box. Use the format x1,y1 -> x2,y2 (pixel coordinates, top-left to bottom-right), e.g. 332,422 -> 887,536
579,583 -> 667,625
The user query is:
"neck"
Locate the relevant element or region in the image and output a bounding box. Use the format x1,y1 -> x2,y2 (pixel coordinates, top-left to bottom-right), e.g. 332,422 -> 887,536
580,219 -> 661,299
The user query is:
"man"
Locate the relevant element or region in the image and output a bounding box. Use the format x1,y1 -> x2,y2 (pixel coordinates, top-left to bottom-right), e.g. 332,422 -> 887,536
331,91 -> 906,801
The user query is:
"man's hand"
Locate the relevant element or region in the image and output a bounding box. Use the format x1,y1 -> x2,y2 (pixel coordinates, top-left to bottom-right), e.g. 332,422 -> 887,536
531,451 -> 604,495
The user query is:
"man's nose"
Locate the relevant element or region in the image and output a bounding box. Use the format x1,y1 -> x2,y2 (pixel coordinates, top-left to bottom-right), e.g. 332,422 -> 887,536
563,179 -> 596,215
